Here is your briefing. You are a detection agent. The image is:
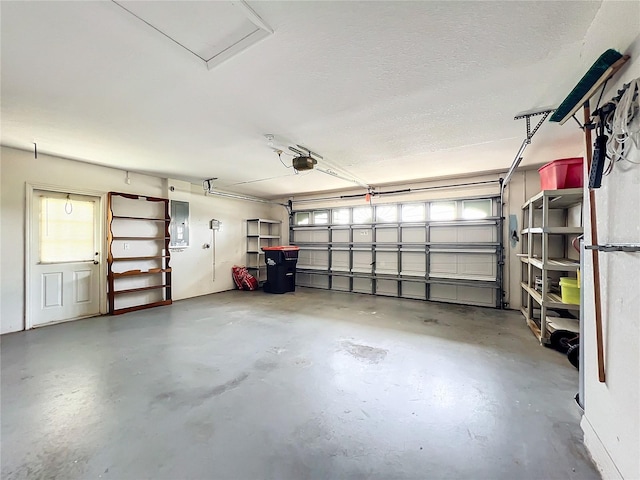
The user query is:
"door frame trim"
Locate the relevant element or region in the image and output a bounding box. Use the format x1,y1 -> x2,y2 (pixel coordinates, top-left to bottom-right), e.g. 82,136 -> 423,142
25,183 -> 108,330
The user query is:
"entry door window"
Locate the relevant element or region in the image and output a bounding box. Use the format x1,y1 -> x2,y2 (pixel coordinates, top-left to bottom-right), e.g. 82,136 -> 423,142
39,195 -> 95,263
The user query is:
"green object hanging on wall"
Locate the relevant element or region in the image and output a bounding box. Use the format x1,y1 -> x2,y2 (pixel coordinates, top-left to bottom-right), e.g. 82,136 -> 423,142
549,49 -> 625,124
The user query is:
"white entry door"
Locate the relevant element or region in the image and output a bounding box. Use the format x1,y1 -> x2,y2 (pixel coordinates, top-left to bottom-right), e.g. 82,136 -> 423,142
29,190 -> 101,327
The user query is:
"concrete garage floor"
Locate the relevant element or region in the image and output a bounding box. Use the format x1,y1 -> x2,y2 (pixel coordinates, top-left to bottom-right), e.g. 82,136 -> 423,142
1,288 -> 598,480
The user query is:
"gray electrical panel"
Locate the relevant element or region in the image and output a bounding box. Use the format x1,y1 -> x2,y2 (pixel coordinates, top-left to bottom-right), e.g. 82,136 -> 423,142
170,200 -> 189,247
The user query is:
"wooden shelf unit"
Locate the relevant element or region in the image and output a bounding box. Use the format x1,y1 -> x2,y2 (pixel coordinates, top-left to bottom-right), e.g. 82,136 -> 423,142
520,189 -> 582,343
246,219 -> 281,285
107,192 -> 172,315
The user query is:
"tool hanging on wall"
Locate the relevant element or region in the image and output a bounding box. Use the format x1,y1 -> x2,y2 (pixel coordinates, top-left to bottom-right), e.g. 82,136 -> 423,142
550,48 -> 631,383
589,113 -> 609,189
590,78 -> 640,180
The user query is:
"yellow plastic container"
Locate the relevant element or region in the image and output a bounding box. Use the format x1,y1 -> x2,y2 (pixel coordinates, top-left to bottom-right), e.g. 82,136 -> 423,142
560,277 -> 580,305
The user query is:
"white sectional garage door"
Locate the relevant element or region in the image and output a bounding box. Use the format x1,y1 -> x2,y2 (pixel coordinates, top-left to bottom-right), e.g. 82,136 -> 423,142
291,196 -> 502,308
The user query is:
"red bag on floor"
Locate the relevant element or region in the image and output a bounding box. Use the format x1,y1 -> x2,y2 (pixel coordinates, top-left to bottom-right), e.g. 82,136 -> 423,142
232,266 -> 258,291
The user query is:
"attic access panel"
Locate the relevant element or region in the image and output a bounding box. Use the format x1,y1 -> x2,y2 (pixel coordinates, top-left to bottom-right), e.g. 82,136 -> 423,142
115,1 -> 273,69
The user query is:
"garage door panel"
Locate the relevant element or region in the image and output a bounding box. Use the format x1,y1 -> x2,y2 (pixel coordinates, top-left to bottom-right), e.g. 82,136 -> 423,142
353,228 -> 372,243
429,252 -> 457,275
458,286 -> 495,306
401,281 -> 425,300
313,230 -> 330,243
401,251 -> 426,276
353,277 -> 372,293
298,249 -> 311,266
352,250 -> 372,273
331,250 -> 349,271
332,276 -> 350,291
296,272 -> 330,289
402,227 -> 426,243
376,279 -> 397,297
309,275 -> 329,289
297,249 -> 329,269
332,229 -> 350,243
296,273 -> 312,287
458,253 -> 496,279
293,229 -> 330,243
429,252 -> 496,281
376,228 -> 397,243
430,225 -> 495,243
463,226 -> 496,242
293,197 -> 499,308
429,284 -> 495,307
293,230 -> 308,243
430,226 -> 457,243
307,250 -> 328,269
375,251 -> 397,274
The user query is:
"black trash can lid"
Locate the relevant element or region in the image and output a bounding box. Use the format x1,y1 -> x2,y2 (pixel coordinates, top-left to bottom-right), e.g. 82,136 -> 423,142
261,246 -> 300,251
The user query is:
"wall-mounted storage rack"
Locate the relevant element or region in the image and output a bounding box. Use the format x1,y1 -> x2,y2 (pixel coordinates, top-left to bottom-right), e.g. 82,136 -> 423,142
107,192 -> 172,315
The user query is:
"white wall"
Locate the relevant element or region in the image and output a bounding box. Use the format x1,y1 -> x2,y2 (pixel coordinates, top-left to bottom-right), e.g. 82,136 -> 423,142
503,169 -> 545,311
579,3 -> 640,478
166,179 -> 288,301
0,147 -> 286,334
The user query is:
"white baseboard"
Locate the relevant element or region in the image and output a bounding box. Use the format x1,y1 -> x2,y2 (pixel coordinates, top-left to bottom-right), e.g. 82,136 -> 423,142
581,415 -> 624,479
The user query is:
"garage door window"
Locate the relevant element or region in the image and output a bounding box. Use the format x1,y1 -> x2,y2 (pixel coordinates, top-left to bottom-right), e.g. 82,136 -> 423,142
430,201 -> 456,221
462,199 -> 492,219
314,210 -> 329,224
295,212 -> 310,225
401,203 -> 425,222
333,209 -> 350,224
353,206 -> 372,224
375,205 -> 397,223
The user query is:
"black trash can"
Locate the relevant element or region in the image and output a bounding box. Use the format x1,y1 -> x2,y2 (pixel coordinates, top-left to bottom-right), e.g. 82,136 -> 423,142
262,246 -> 299,294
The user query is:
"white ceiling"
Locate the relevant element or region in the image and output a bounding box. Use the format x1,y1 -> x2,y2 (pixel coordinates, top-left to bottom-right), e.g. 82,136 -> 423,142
1,1 -> 604,197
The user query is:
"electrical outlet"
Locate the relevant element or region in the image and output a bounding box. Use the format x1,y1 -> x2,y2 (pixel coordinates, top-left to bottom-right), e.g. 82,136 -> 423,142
123,243 -> 130,250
